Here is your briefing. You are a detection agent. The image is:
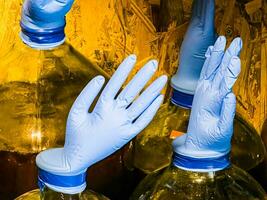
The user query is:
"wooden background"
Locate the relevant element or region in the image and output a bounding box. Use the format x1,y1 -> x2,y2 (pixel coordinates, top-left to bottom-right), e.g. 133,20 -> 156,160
0,0 -> 266,133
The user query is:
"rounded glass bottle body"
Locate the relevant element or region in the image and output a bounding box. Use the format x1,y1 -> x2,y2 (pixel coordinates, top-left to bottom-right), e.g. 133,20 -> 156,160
0,41 -> 112,198
0,42 -> 109,153
131,164 -> 266,200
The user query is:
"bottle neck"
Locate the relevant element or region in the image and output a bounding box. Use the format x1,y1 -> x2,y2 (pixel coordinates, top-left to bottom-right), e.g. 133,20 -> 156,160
168,164 -> 230,183
168,99 -> 190,111
168,101 -> 191,119
41,42 -> 70,57
37,168 -> 87,198
172,152 -> 231,173
41,186 -> 81,200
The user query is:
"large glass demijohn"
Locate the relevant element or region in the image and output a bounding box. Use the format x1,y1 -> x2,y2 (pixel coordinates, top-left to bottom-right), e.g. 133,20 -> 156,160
0,41 -> 109,153
0,1 -> 112,199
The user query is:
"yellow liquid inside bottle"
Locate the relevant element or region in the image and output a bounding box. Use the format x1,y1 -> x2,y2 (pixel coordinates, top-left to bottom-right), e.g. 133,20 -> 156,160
133,102 -> 190,173
0,42 -> 109,153
0,41 -> 110,199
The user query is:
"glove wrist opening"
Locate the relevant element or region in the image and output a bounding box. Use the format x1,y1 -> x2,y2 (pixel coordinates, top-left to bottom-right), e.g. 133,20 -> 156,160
170,88 -> 194,109
172,152 -> 230,172
20,20 -> 65,49
38,168 -> 87,195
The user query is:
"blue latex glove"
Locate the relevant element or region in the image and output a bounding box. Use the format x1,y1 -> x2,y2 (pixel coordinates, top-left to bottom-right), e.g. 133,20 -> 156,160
20,0 -> 74,49
173,36 -> 242,172
171,0 -> 217,108
36,55 -> 167,194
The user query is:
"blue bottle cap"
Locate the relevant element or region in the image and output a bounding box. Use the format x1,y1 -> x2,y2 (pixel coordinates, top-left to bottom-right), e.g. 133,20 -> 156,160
171,88 -> 194,109
20,22 -> 65,49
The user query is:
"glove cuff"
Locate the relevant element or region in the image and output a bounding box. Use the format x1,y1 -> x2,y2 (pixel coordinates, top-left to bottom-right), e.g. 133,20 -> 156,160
20,20 -> 65,50
171,88 -> 193,109
172,152 -> 230,172
38,168 -> 87,195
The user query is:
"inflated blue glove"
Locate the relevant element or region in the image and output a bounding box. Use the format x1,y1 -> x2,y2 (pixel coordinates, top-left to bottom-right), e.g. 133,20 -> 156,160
171,0 -> 217,108
172,36 -> 242,172
20,0 -> 74,49
36,55 -> 167,194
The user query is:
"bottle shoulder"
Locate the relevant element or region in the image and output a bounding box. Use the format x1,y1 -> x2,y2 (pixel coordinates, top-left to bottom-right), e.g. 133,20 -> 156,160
15,188 -> 110,200
0,42 -> 109,83
148,165 -> 266,199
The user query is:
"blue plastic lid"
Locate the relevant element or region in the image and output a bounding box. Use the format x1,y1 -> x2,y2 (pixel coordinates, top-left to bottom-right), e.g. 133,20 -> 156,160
38,168 -> 87,194
172,152 -> 230,172
20,22 -> 65,49
171,88 -> 194,109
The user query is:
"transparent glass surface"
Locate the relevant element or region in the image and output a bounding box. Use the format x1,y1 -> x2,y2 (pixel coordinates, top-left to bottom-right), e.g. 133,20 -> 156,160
231,114 -> 266,171
133,102 -> 190,174
0,148 -> 135,200
0,42 -> 110,199
0,42 -> 109,153
15,188 -> 109,200
133,102 -> 266,174
131,165 -> 266,200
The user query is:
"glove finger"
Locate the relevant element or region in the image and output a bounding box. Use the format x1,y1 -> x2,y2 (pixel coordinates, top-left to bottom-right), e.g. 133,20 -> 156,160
131,95 -> 164,137
55,0 -> 74,7
192,0 -> 202,18
203,0 -> 215,33
204,36 -> 226,80
218,93 -> 236,137
219,56 -> 241,95
70,75 -> 105,117
199,45 -> 213,81
116,60 -> 158,108
200,0 -> 206,23
38,0 -> 74,14
100,55 -> 136,101
212,37 -> 242,89
127,75 -> 167,120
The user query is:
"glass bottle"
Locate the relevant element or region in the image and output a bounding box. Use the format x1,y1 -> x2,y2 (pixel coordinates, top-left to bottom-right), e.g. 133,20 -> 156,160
15,187 -> 109,200
0,41 -> 109,153
0,23 -> 136,199
0,39 -> 115,198
0,2 -> 140,197
249,119 -> 267,191
231,114 -> 266,171
131,160 -> 266,200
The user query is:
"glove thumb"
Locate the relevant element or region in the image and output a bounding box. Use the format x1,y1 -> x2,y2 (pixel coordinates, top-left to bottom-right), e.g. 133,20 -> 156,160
218,92 -> 236,137
69,76 -> 105,119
